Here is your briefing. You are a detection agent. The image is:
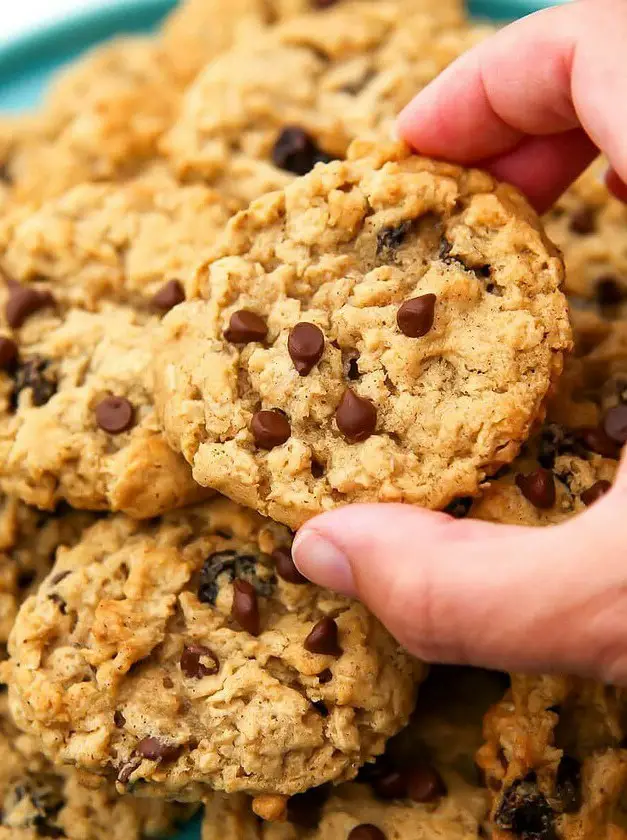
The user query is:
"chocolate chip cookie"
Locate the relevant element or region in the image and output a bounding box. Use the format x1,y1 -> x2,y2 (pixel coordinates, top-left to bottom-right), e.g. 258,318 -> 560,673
7,496 -> 422,799
153,141 -> 571,529
0,174 -> 233,516
164,1 -> 494,206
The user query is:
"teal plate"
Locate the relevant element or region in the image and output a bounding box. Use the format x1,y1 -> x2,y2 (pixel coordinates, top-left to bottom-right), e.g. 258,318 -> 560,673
0,0 -> 563,836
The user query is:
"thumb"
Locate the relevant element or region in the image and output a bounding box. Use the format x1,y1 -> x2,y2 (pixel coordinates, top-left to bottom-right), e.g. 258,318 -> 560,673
292,461 -> 627,683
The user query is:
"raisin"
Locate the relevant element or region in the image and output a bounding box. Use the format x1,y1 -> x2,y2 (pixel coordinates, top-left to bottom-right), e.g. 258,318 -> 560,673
198,551 -> 275,605
495,775 -> 557,840
376,221 -> 413,261
10,356 -> 57,410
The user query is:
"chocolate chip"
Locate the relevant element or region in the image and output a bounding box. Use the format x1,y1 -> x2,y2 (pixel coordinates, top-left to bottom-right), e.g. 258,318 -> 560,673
231,579 -> 260,635
304,617 -> 342,657
348,825 -> 386,840
152,279 -> 185,311
288,322 -> 324,375
11,356 -> 57,408
443,497 -> 473,518
515,468 -> 556,509
537,424 -> 583,468
568,206 -> 596,235
581,479 -> 612,506
271,127 -> 333,175
495,775 -> 556,840
0,336 -> 17,370
180,644 -> 219,678
397,294 -> 436,338
198,551 -> 275,605
580,426 -> 620,458
335,388 -> 376,442
136,737 -> 181,762
407,765 -> 447,803
224,310 -> 267,344
251,409 -> 291,449
273,546 -> 307,584
372,770 -> 407,800
596,275 -> 625,307
376,221 -> 413,260
117,757 -> 141,784
318,668 -> 333,684
556,755 -> 582,814
95,396 -> 134,434
114,711 -> 126,728
6,285 -> 55,328
603,404 -> 627,444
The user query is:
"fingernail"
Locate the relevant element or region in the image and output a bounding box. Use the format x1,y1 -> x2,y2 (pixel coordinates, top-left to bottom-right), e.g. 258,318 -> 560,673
292,529 -> 356,596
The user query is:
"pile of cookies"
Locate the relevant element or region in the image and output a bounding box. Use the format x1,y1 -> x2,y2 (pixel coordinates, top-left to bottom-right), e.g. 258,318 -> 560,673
0,0 -> 626,837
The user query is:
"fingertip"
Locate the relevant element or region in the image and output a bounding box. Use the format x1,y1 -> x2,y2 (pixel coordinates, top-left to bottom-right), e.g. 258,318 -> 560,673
291,526 -> 356,596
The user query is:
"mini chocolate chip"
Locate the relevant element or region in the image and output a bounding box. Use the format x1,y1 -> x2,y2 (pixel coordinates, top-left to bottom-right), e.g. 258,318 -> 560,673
136,737 -> 181,762
569,206 -> 596,235
580,426 -> 620,458
114,711 -> 126,728
288,322 -> 325,375
6,285 -> 54,328
117,757 -> 141,784
304,617 -> 342,657
397,294 -> 436,338
11,356 -> 57,409
556,755 -> 582,813
273,547 -> 307,584
95,396 -> 134,434
348,825 -> 386,840
0,336 -> 17,370
224,310 -> 267,343
596,275 -> 625,307
180,644 -> 219,678
373,770 -> 407,800
50,571 -> 70,585
581,479 -> 612,506
251,409 -> 291,449
603,404 -> 627,444
515,468 -> 556,509
407,765 -> 447,803
444,496 -> 473,519
152,279 -> 185,311
376,221 -> 413,260
231,579 -> 260,635
318,668 -> 333,684
271,127 -> 333,175
335,389 -> 376,442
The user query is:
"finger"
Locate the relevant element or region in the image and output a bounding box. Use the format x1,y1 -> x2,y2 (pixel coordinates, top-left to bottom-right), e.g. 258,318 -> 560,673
292,474 -> 627,683
397,0 -> 627,194
606,168 -> 627,204
479,130 -> 598,213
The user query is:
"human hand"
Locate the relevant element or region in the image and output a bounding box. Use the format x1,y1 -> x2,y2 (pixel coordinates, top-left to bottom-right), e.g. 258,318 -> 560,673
293,0 -> 627,684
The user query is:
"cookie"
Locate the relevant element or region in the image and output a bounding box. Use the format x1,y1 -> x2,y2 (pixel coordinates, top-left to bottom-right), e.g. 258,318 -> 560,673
4,39 -> 185,205
0,174 -> 232,516
476,676 -> 627,840
161,0 -> 466,90
153,141 -> 571,529
0,694 -> 196,839
6,496 -> 422,798
544,161 -> 627,317
164,1 -> 494,206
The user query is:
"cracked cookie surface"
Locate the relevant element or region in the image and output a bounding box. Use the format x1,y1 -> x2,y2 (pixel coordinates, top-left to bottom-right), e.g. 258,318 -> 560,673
165,1 -> 493,206
7,497 -> 421,798
154,142 -> 571,529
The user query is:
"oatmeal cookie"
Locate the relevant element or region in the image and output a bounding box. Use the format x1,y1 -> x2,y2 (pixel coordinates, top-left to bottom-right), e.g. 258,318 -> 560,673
153,141 -> 571,529
544,161 -> 627,316
165,2 -> 493,206
0,694 -> 195,839
7,497 -> 422,799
